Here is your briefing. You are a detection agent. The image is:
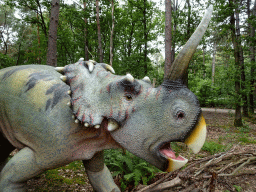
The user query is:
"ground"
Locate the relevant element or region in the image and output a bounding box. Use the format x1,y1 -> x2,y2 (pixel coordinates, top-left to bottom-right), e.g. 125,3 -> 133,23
14,109 -> 256,191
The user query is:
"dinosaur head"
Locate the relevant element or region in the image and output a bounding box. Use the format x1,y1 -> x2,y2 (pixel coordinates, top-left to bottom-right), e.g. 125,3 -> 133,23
57,5 -> 212,172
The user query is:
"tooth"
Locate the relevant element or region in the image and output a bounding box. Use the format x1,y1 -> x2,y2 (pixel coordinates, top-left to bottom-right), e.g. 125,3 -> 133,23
84,123 -> 89,127
107,119 -> 119,131
104,64 -> 115,74
125,73 -> 134,83
142,76 -> 151,83
67,90 -> 71,95
75,119 -> 79,123
166,156 -> 188,172
94,125 -> 100,129
185,115 -> 207,154
60,76 -> 67,82
86,61 -> 94,72
55,67 -> 65,73
67,102 -> 71,106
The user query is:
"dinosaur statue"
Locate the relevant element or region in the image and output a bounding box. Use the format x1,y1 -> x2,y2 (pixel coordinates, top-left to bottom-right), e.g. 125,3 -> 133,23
0,5 -> 212,192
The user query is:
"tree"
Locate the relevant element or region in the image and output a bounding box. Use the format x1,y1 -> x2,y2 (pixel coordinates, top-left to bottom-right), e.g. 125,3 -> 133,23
83,0 -> 89,61
230,0 -> 243,126
164,0 -> 172,78
46,0 -> 60,66
248,0 -> 256,114
0,3 -> 15,55
96,0 -> 103,62
109,0 -> 114,65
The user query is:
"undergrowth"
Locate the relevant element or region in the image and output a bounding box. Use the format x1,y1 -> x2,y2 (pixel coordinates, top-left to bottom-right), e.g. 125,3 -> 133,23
104,149 -> 160,191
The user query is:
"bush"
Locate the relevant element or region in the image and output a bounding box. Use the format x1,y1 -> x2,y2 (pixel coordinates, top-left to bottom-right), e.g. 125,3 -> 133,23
189,77 -> 234,108
104,149 -> 160,191
0,53 -> 15,69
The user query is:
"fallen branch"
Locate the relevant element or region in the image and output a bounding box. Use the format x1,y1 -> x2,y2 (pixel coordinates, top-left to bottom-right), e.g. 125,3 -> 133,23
145,177 -> 181,192
219,156 -> 256,177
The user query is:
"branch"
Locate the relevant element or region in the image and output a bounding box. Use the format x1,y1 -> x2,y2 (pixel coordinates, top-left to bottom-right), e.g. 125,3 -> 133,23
138,176 -> 181,192
219,157 -> 256,177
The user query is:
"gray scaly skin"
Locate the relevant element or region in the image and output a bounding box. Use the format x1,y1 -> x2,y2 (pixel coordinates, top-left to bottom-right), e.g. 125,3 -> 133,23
0,5 -> 213,192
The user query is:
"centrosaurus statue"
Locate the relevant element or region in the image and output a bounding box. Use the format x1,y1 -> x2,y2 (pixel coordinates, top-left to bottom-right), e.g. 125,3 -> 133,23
0,6 -> 212,192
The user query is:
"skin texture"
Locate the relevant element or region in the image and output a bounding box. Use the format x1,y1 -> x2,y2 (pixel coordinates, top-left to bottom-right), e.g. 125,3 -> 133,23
0,65 -> 121,192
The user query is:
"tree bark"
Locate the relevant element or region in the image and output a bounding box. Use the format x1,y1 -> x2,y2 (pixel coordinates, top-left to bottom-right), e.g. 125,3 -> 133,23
212,42 -> 217,86
96,0 -> 103,62
230,0 -> 243,127
143,0 -> 148,76
37,12 -> 41,64
235,6 -> 248,117
83,1 -> 89,61
46,0 -> 60,67
164,0 -> 172,79
171,0 -> 178,66
249,0 -> 256,113
109,0 -> 114,66
181,0 -> 191,86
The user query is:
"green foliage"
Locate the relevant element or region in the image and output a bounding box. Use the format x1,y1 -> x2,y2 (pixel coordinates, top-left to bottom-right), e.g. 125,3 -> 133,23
44,161 -> 85,186
202,141 -> 226,155
0,53 -> 15,69
238,134 -> 256,144
1,0 -> 255,112
104,149 -> 160,191
233,185 -> 242,192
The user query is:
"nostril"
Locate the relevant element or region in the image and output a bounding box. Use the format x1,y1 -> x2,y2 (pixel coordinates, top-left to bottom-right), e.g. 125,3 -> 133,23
177,111 -> 185,120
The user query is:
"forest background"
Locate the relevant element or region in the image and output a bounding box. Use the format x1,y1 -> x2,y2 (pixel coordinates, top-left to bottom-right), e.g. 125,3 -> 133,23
1,0 -> 256,191
0,0 -> 256,125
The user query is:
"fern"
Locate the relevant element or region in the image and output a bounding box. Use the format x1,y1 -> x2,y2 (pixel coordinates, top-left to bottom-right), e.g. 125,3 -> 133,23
104,149 -> 160,191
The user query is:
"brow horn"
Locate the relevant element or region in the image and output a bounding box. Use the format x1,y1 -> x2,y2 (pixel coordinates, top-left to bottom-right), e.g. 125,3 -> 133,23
166,5 -> 213,81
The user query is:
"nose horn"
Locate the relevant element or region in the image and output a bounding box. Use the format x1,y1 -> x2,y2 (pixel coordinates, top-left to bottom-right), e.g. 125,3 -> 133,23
165,5 -> 213,81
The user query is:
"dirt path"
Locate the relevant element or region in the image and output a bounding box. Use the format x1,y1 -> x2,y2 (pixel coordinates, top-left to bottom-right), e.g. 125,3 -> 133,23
202,108 -> 236,113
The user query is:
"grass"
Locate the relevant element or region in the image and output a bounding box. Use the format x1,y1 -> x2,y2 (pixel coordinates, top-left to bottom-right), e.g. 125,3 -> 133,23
202,141 -> 227,155
44,161 -> 86,186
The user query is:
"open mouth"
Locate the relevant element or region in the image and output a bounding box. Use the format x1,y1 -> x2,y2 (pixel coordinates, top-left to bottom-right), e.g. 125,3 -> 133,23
159,115 -> 207,172
159,142 -> 188,172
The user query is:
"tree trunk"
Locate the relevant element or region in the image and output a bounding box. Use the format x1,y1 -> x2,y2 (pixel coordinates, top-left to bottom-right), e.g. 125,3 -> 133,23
96,0 -> 103,62
171,0 -> 178,66
46,0 -> 60,67
109,0 -> 114,66
212,42 -> 217,86
127,15 -> 134,58
37,12 -> 41,64
181,0 -> 191,86
230,0 -> 243,127
249,0 -> 256,114
143,0 -> 148,76
235,6 -> 248,117
164,0 -> 172,79
83,1 -> 89,61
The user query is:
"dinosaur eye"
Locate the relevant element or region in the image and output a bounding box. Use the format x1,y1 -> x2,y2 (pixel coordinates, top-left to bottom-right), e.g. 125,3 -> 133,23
125,95 -> 133,101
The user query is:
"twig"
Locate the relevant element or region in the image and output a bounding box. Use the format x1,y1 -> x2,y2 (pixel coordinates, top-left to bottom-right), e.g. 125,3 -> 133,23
209,172 -> 218,192
143,177 -> 181,192
219,157 -> 256,177
217,157 -> 248,173
137,173 -> 177,192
